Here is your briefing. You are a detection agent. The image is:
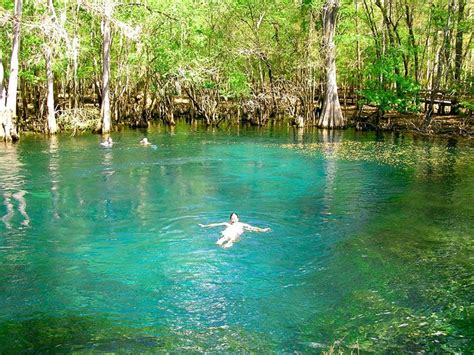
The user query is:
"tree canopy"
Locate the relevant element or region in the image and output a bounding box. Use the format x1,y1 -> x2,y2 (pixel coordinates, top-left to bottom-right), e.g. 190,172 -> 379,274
0,0 -> 472,135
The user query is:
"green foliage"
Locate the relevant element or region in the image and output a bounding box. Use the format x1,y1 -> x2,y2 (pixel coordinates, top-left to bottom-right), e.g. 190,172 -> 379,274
151,48 -> 173,75
0,0 -> 14,10
19,67 -> 43,85
223,70 -> 250,98
360,49 -> 421,113
460,100 -> 474,112
0,0 -> 471,131
430,2 -> 450,30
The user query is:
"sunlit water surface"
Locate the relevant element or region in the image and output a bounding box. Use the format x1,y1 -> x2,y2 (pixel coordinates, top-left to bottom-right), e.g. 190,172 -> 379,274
0,124 -> 473,352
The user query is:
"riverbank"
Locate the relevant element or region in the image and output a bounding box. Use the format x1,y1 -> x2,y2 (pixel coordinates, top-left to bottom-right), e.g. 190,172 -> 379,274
8,100 -> 474,141
342,106 -> 473,139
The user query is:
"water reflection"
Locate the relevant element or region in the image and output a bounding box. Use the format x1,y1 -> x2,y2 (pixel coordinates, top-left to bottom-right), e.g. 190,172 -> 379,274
48,136 -> 60,219
100,143 -> 116,221
320,130 -> 343,220
2,193 -> 14,229
101,143 -> 115,179
0,142 -> 30,229
293,127 -> 304,144
135,161 -> 150,224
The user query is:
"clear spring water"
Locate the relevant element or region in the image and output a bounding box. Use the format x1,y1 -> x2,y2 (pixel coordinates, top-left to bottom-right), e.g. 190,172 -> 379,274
0,124 -> 473,352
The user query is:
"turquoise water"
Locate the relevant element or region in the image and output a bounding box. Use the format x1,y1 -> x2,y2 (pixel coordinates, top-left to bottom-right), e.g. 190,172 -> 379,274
0,124 -> 473,352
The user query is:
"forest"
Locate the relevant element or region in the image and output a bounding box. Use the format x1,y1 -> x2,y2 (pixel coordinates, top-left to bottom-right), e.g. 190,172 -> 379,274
0,0 -> 472,141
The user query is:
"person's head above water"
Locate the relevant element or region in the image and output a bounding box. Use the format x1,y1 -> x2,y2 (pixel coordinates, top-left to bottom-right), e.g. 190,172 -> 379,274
100,137 -> 113,146
229,212 -> 239,224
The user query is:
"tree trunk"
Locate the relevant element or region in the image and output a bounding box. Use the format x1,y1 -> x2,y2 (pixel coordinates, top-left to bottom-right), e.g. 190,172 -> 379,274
301,6 -> 318,127
0,59 -> 4,108
101,0 -> 113,134
355,0 -> 362,89
73,37 -> 79,110
442,0 -> 455,88
20,71 -> 27,122
362,0 -> 382,59
374,0 -> 404,82
0,59 -> 6,140
318,0 -> 345,128
404,1 -> 419,82
454,0 -> 466,82
4,0 -> 22,141
424,1 -> 454,128
450,0 -> 466,114
45,46 -> 57,134
40,0 -> 58,134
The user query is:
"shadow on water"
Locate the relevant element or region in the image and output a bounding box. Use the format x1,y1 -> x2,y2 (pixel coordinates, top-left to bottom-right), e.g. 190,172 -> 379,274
0,314 -> 276,353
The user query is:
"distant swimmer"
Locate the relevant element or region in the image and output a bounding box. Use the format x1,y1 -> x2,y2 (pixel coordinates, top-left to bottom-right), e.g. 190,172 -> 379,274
199,212 -> 271,248
140,137 -> 158,149
100,137 -> 113,147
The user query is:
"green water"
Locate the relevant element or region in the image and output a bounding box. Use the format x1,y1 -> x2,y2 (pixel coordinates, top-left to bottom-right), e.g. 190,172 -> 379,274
0,124 -> 473,352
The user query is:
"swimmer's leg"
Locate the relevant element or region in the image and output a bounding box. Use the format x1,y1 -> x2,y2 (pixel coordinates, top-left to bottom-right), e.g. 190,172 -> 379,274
216,235 -> 229,246
222,241 -> 234,249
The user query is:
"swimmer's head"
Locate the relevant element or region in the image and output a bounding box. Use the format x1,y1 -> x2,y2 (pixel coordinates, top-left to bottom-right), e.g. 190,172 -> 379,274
229,212 -> 239,224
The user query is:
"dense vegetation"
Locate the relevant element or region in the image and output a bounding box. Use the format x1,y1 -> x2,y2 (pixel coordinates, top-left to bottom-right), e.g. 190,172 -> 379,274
0,0 -> 472,139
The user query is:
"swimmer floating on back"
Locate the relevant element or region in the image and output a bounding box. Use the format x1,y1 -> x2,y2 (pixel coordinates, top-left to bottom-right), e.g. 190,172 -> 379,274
199,212 -> 271,248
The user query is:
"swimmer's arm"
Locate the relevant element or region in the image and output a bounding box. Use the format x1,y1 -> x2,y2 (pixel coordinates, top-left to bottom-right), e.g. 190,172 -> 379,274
198,222 -> 230,228
242,223 -> 271,232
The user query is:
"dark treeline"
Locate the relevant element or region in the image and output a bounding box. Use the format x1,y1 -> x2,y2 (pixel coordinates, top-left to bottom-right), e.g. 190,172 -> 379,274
0,0 -> 472,141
